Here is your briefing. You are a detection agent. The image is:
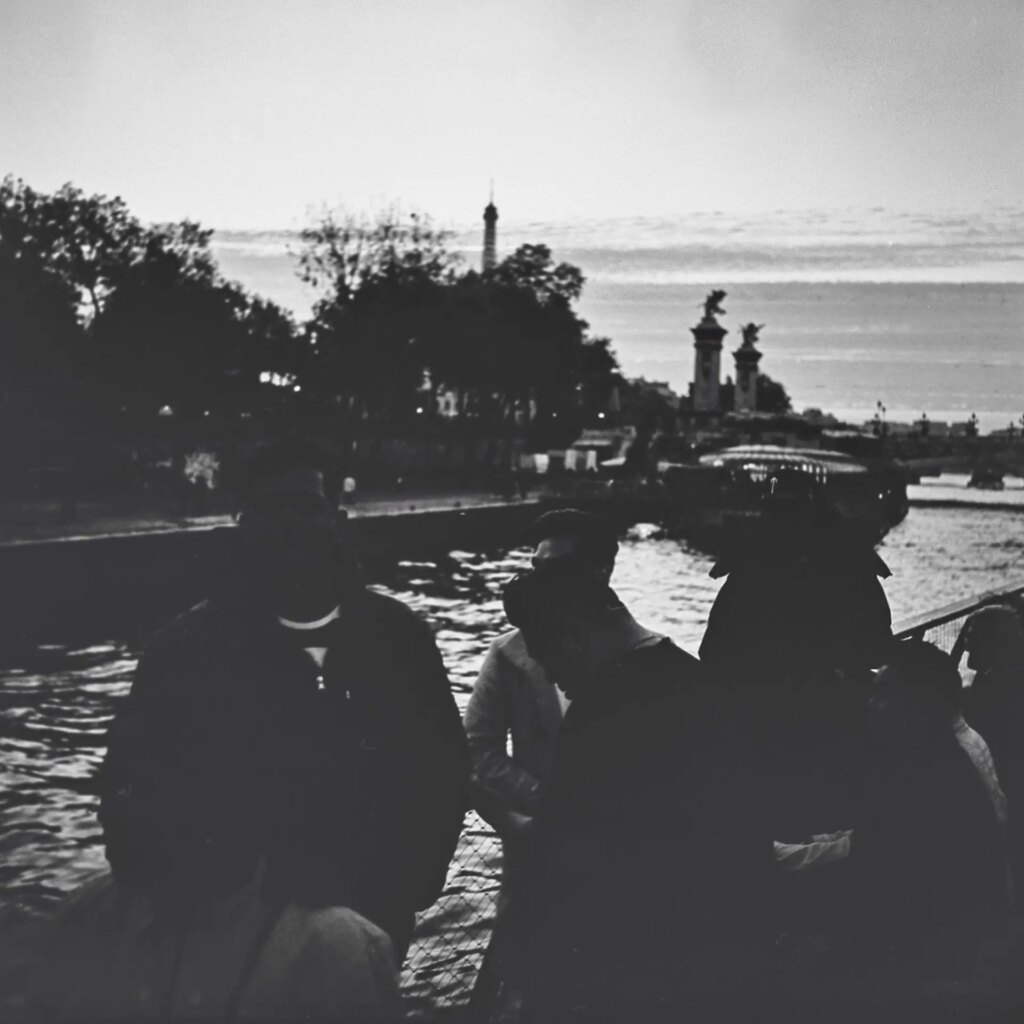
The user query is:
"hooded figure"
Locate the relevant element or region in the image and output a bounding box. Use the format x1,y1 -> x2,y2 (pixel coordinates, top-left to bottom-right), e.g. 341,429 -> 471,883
699,501 -> 894,839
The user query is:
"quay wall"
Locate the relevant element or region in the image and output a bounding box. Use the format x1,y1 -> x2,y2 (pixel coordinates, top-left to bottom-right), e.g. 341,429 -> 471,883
0,500 -> 542,649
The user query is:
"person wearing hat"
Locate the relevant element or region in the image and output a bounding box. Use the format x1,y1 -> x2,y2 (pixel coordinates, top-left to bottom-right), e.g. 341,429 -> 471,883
464,508 -> 619,1020
98,437 -> 469,963
699,502 -> 894,842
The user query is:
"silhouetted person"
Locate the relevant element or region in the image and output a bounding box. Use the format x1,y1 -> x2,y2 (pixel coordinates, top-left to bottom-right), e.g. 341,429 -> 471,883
959,604 -> 1024,905
499,567 -> 774,1022
843,641 -> 1008,1015
25,854 -> 404,1021
699,503 -> 893,839
465,509 -> 618,1020
700,506 -> 893,683
98,437 -> 468,961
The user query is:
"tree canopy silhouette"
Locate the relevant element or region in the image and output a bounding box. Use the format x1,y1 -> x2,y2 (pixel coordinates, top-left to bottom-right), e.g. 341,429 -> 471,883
1,175 -> 301,415
297,207 -> 623,440
718,372 -> 792,415
2,179 -> 622,440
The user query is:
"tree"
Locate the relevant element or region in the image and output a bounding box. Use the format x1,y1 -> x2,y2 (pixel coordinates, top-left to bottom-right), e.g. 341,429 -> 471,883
483,246 -> 619,437
296,208 -> 623,441
298,207 -> 465,421
91,270 -> 302,414
489,243 -> 583,307
0,176 -> 217,323
757,373 -> 792,415
0,239 -> 84,409
719,372 -> 792,414
1,175 -> 303,415
298,206 -> 459,309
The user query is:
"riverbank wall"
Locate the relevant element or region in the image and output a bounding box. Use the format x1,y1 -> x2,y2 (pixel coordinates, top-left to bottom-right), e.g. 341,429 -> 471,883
0,500 -> 542,650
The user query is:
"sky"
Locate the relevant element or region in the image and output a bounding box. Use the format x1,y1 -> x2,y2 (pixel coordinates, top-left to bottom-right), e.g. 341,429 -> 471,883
2,0 -> 1022,231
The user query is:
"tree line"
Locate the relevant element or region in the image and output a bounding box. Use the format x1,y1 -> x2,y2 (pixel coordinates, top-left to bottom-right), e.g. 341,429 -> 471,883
0,177 -> 623,448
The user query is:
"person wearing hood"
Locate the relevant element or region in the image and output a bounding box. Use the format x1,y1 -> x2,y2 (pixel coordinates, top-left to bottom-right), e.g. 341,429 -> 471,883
698,497 -> 894,841
98,437 -> 469,961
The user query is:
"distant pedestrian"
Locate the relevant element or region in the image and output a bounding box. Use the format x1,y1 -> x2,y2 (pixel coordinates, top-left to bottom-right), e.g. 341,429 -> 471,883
343,474 -> 358,505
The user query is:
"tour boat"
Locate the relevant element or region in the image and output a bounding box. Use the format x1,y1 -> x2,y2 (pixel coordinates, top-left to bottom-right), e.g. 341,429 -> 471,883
659,444 -> 909,547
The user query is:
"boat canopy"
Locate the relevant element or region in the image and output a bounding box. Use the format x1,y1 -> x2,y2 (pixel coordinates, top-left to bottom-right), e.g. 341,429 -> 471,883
698,444 -> 870,476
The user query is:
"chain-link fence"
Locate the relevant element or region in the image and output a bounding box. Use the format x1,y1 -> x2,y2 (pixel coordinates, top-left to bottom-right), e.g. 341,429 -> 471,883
403,578 -> 1024,1019
400,813 -> 502,1019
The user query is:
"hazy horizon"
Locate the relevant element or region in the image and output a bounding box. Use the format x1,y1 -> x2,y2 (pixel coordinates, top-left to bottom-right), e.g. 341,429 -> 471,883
209,206 -> 1024,435
213,203 -> 1024,293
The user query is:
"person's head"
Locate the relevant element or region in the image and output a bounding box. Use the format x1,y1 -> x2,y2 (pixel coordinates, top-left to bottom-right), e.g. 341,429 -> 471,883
503,566 -> 622,698
962,604 -> 1024,673
530,508 -> 618,583
236,437 -> 344,591
869,640 -> 963,744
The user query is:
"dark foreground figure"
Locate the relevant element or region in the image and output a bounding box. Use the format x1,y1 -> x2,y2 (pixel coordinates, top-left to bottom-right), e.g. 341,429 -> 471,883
98,439 -> 469,956
700,511 -> 894,840
2,438 -> 474,1019
464,510 -> 620,1019
22,863 -> 404,1020
837,641 -> 1010,1018
497,566 -> 775,1022
960,604 -> 1024,906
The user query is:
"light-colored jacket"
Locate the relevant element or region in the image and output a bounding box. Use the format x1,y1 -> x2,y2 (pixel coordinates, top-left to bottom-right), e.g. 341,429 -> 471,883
464,629 -> 564,835
24,873 -> 403,1021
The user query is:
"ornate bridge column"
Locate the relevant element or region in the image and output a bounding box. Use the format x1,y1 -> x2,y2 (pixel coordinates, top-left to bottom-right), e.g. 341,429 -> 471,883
691,293 -> 728,413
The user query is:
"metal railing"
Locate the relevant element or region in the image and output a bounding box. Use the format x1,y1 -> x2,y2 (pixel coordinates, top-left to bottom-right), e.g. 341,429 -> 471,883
402,578 -> 1024,1018
892,578 -> 1024,651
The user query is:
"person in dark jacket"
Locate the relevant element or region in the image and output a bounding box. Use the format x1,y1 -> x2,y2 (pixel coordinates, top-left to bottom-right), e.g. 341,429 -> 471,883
699,505 -> 894,840
98,437 -> 469,959
499,566 -> 775,1022
958,604 -> 1024,907
843,641 -> 1009,1013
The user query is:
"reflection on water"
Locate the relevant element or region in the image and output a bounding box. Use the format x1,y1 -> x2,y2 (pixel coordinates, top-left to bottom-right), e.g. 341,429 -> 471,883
3,508 -> 1024,920
0,645 -> 134,913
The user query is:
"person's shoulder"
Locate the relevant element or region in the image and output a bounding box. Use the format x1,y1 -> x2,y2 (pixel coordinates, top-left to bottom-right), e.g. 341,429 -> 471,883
284,904 -> 397,963
635,639 -> 707,705
652,637 -> 702,676
143,599 -> 223,657
488,628 -> 531,663
361,587 -> 431,634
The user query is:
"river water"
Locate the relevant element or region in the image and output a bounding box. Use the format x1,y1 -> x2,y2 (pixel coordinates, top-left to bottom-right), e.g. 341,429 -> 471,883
2,497 -> 1024,930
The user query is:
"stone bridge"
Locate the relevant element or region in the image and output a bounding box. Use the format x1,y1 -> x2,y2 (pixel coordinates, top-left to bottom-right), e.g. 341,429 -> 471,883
882,435 -> 1024,477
